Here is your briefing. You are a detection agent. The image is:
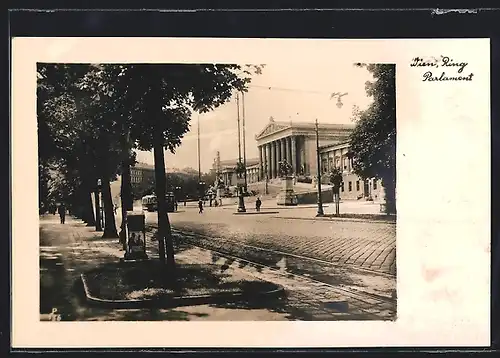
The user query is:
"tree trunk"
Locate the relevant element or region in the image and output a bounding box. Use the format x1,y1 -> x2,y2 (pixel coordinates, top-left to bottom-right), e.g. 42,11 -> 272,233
153,129 -> 176,271
119,159 -> 134,248
101,176 -> 119,238
78,180 -> 95,226
382,175 -> 396,215
94,189 -> 102,231
85,189 -> 96,226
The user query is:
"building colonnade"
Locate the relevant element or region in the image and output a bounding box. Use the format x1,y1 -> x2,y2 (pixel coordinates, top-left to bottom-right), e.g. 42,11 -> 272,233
258,136 -> 300,180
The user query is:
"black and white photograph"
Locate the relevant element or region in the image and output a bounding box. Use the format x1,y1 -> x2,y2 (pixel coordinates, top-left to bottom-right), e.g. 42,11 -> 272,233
11,35 -> 490,348
37,61 -> 397,322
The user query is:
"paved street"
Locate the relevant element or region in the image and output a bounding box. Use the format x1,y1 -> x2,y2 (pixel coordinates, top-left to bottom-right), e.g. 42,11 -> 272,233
39,215 -> 290,321
39,209 -> 396,321
153,201 -> 396,276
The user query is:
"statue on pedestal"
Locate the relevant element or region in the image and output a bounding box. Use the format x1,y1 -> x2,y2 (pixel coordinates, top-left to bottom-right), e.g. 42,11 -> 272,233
276,160 -> 298,206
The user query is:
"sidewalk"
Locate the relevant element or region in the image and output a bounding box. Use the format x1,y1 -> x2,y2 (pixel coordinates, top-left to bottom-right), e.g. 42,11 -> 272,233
37,216 -> 299,320
215,197 -> 391,219
39,215 -> 392,321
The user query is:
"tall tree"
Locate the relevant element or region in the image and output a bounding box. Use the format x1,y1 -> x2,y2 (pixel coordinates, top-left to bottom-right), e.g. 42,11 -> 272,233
97,64 -> 263,274
349,64 -> 396,214
38,64 -> 128,236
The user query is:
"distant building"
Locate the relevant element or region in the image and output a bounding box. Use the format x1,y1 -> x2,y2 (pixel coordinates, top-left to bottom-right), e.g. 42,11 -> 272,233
254,117 -> 384,201
255,117 -> 354,178
214,158 -> 261,187
319,142 -> 384,201
130,162 -> 155,187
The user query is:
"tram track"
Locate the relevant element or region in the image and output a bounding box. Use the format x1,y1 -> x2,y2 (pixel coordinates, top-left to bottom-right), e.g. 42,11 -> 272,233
172,229 -> 394,301
146,224 -> 396,319
169,227 -> 395,280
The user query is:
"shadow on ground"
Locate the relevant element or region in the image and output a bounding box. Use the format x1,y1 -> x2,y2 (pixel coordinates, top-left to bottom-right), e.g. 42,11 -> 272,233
83,259 -> 283,304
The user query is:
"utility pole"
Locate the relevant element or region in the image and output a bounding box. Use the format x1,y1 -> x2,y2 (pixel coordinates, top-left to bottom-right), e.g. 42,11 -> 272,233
236,92 -> 246,212
265,162 -> 269,195
197,112 -> 201,183
236,93 -> 242,163
315,119 -> 324,217
241,91 -> 248,192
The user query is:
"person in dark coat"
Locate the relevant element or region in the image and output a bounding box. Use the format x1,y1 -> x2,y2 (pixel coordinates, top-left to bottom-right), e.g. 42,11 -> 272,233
255,197 -> 262,212
198,199 -> 204,214
58,203 -> 66,224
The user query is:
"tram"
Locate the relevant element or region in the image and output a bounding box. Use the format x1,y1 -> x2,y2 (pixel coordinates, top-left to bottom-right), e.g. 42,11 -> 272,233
141,195 -> 158,212
141,193 -> 177,212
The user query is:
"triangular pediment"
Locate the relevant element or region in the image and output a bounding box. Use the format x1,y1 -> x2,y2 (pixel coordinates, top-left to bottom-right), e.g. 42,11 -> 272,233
255,121 -> 291,139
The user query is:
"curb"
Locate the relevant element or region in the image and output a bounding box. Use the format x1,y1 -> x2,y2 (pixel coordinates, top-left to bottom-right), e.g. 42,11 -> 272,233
80,273 -> 285,309
271,216 -> 396,224
222,205 -> 330,210
232,211 -> 280,215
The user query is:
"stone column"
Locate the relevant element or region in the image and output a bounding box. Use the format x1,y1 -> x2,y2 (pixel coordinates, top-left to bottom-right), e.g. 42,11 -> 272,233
275,141 -> 280,178
270,142 -> 273,178
264,143 -> 270,180
258,145 -> 264,179
265,143 -> 271,179
280,140 -> 284,162
291,136 -> 297,175
275,140 -> 280,167
271,142 -> 277,178
274,141 -> 279,178
284,136 -> 290,164
280,139 -> 286,167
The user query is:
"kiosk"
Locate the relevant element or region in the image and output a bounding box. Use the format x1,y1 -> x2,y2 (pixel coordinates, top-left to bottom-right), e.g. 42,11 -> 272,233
123,211 -> 148,261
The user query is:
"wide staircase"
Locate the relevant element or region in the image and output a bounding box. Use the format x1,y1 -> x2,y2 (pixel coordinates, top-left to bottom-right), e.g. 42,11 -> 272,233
247,179 -> 334,205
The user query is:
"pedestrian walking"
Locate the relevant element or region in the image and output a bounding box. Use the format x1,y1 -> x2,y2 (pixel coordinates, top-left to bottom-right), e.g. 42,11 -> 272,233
174,201 -> 178,212
255,197 -> 262,212
198,199 -> 204,214
58,203 -> 66,224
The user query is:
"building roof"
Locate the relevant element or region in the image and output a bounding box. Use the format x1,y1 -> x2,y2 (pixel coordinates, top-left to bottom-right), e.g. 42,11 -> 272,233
218,157 -> 260,169
133,162 -> 155,170
319,141 -> 351,152
255,119 -> 355,140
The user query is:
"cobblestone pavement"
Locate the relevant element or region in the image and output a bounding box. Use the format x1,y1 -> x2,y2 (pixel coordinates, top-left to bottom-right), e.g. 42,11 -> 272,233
39,215 -> 394,321
157,206 -> 396,276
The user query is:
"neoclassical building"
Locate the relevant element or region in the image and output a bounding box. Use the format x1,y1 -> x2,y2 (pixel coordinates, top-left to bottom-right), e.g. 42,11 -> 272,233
318,141 -> 384,201
255,117 -> 354,178
212,117 -> 385,201
255,117 -> 384,201
216,158 -> 261,187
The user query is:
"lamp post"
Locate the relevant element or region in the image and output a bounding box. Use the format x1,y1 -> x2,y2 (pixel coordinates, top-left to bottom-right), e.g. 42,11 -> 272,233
198,181 -> 206,201
316,91 -> 348,217
315,119 -> 324,217
197,112 -> 201,183
95,179 -> 103,231
241,91 -> 248,193
236,92 -> 246,212
264,162 -> 269,195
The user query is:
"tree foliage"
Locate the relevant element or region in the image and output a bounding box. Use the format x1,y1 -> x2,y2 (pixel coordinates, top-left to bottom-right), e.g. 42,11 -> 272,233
328,167 -> 343,188
349,64 -> 396,213
38,62 -> 264,273
278,160 -> 293,178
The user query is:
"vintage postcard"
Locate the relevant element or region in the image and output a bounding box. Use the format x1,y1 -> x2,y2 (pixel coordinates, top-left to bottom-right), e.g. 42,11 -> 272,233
11,37 -> 490,348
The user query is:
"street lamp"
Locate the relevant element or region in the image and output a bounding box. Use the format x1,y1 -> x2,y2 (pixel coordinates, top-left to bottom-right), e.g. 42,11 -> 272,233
315,119 -> 324,217
95,179 -> 103,231
236,92 -> 246,212
198,181 -> 206,201
314,92 -> 348,217
264,162 -> 269,195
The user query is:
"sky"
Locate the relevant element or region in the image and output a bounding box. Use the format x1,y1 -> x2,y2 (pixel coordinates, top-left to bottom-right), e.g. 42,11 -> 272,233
135,63 -> 375,173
